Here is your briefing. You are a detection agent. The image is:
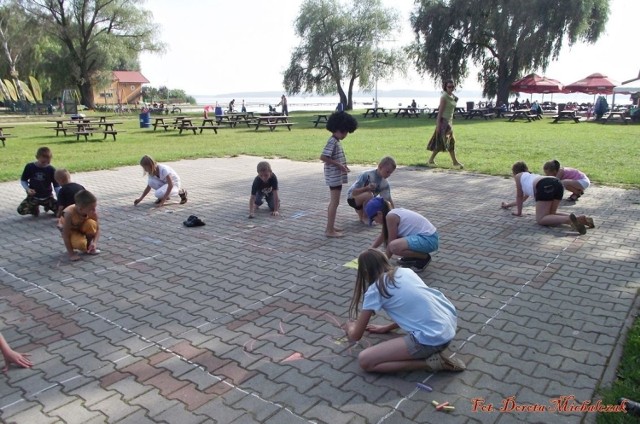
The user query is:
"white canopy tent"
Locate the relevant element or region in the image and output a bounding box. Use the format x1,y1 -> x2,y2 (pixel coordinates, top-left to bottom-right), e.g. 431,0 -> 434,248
612,72 -> 640,107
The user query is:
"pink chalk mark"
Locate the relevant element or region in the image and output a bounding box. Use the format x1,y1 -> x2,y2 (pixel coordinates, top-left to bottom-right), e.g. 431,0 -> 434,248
281,352 -> 304,362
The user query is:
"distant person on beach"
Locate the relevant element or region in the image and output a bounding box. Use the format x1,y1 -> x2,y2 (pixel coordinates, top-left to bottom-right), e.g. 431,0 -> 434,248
320,112 -> 358,237
277,95 -> 288,115
134,155 -> 187,207
60,190 -> 100,261
347,157 -> 396,224
410,99 -> 417,110
241,99 -> 247,113
249,161 -> 280,218
365,197 -> 438,272
501,161 -> 594,234
543,160 -> 590,202
54,168 -> 85,221
342,249 -> 466,373
1,332 -> 33,372
427,79 -> 463,169
228,99 -> 235,112
18,146 -> 59,217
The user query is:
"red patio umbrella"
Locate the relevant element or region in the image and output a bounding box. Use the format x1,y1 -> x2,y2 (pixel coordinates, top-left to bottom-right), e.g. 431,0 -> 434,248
511,73 -> 564,94
563,73 -> 618,95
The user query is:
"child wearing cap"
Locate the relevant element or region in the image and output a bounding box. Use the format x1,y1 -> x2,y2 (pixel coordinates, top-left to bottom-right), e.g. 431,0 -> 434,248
365,197 -> 438,272
346,156 -> 396,224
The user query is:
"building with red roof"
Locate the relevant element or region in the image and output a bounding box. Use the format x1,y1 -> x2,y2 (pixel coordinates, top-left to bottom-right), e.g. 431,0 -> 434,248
94,70 -> 149,106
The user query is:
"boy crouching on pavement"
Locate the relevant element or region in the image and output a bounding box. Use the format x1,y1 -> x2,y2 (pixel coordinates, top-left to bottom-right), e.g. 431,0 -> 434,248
249,161 -> 280,218
347,156 -> 396,224
60,190 -> 100,261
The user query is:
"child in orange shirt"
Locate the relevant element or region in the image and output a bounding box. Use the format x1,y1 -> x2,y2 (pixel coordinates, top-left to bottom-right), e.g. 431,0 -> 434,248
60,190 -> 100,261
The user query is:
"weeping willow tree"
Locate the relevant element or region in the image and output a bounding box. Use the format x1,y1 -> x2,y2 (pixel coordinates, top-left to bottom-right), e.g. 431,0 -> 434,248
283,0 -> 405,110
408,0 -> 609,104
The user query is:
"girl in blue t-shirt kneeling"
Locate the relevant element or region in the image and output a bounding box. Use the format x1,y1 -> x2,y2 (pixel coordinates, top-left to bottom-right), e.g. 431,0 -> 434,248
343,249 -> 466,373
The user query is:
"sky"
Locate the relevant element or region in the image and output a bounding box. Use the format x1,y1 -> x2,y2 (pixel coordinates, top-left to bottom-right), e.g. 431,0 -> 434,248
139,0 -> 639,97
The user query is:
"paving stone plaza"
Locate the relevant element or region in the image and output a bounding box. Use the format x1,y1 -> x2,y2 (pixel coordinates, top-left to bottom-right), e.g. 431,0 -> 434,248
1,155 -> 638,423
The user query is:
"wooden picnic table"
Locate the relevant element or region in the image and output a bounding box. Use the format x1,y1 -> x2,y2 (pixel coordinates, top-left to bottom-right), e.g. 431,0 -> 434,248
507,109 -> 538,122
0,125 -> 14,147
363,107 -> 388,118
152,117 -> 171,131
176,118 -> 198,134
69,121 -> 97,141
199,118 -> 221,134
394,107 -> 422,118
253,115 -> 295,131
96,121 -> 124,140
551,110 -> 580,124
465,108 -> 495,120
45,119 -> 69,136
311,114 -> 328,127
602,111 -> 629,124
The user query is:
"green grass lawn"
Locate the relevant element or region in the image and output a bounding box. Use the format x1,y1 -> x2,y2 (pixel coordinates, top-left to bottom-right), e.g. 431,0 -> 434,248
1,110 -> 639,186
597,317 -> 640,423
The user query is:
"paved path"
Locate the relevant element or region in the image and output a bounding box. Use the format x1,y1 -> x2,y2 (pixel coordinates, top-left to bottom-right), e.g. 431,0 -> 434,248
1,156 -> 638,423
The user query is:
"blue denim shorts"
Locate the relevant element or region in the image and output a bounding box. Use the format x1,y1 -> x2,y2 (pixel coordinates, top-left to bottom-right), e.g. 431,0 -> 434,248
405,232 -> 439,254
404,333 -> 449,359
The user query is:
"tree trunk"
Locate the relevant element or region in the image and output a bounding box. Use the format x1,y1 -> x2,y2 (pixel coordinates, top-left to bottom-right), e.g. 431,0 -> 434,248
79,81 -> 96,109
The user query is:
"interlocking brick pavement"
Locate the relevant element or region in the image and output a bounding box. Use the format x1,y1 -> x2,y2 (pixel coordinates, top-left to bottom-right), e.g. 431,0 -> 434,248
1,155 -> 638,423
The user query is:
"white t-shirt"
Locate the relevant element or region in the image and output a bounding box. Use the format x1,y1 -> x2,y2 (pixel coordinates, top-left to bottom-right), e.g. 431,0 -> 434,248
148,164 -> 180,190
389,208 -> 436,236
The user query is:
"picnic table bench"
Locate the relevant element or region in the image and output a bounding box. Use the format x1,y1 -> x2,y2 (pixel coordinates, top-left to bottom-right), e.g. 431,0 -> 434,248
44,126 -> 68,136
254,116 -> 294,131
363,107 -> 388,118
199,118 -> 221,134
101,130 -> 125,140
602,111 -> 630,124
551,110 -> 581,123
176,118 -> 198,134
0,126 -> 14,147
152,117 -> 171,131
311,114 -> 328,127
507,109 -> 539,122
394,108 -> 422,118
465,109 -> 495,120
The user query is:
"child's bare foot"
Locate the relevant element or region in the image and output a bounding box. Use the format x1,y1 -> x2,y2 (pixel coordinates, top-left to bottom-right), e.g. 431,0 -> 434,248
325,231 -> 344,238
69,253 -> 81,261
333,226 -> 343,232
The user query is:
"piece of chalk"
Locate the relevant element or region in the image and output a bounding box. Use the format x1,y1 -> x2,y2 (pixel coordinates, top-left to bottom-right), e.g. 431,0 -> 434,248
431,400 -> 439,407
442,406 -> 455,411
416,383 -> 433,392
436,401 -> 450,410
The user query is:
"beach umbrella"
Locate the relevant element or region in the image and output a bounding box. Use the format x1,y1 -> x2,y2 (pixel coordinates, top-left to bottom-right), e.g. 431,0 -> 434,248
563,73 -> 617,95
511,73 -> 564,102
511,73 -> 564,94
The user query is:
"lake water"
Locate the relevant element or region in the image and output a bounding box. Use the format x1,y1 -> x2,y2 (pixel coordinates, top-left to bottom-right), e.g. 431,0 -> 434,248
194,92 -> 627,113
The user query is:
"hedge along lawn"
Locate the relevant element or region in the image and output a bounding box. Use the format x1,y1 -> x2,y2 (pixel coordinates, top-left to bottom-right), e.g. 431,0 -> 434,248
1,111 -> 639,187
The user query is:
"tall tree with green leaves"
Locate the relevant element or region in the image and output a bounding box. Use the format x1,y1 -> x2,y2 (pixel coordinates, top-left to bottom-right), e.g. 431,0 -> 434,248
408,0 -> 609,104
26,0 -> 164,108
283,0 -> 404,110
